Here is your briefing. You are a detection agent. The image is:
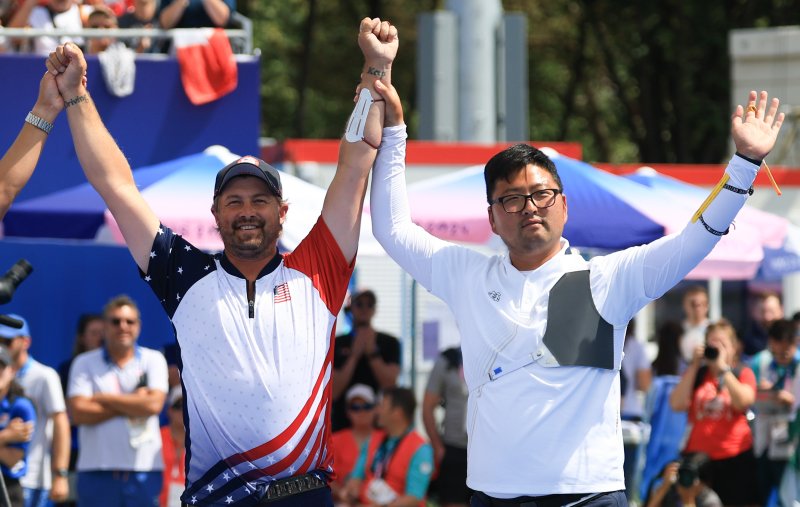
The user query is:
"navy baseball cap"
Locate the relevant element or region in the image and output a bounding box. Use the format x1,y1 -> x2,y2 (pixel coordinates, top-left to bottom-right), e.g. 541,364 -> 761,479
214,156 -> 282,199
0,314 -> 30,339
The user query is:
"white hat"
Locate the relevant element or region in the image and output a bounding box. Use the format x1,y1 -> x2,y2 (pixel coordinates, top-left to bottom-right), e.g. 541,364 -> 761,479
345,383 -> 375,404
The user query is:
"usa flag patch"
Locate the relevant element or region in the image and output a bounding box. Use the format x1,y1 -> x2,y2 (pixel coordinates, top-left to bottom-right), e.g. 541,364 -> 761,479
273,283 -> 291,303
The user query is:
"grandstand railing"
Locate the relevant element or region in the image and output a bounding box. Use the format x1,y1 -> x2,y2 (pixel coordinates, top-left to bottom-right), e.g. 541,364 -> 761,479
0,12 -> 254,55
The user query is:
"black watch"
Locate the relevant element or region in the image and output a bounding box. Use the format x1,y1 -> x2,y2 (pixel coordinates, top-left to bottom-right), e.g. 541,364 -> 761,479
55,468 -> 69,478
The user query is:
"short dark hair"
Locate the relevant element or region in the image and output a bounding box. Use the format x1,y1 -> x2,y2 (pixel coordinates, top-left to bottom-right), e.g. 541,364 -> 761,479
484,144 -> 562,203
103,295 -> 140,320
768,319 -> 796,344
383,387 -> 416,422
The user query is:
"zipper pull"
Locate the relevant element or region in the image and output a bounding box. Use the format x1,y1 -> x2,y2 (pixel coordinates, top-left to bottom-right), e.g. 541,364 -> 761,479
249,299 -> 254,318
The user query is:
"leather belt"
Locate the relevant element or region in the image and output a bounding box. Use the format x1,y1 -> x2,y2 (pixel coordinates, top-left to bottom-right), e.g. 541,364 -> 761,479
258,473 -> 327,503
474,490 -> 605,507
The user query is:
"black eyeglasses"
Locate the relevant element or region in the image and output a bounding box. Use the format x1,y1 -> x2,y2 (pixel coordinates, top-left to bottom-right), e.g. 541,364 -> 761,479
348,402 -> 375,412
490,189 -> 561,213
109,317 -> 138,327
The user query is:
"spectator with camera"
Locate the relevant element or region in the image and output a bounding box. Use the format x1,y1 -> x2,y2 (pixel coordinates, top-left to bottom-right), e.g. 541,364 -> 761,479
645,453 -> 722,507
749,319 -> 800,506
669,319 -> 759,505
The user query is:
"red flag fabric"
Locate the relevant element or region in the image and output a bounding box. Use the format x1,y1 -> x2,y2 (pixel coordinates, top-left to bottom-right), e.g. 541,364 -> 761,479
173,28 -> 238,106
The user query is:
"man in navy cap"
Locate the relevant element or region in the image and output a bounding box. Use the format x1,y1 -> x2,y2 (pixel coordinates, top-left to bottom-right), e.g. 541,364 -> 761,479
46,15 -> 399,506
0,315 -> 70,507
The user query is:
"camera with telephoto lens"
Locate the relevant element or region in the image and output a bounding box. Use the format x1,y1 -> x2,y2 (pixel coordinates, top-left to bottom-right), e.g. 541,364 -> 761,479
677,453 -> 710,488
703,345 -> 719,361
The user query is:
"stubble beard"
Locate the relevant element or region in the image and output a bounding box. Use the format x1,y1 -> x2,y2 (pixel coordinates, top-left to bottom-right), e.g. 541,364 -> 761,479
222,222 -> 282,260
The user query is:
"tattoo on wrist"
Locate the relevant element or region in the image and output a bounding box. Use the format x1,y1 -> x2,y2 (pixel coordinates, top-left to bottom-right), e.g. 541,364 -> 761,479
366,66 -> 386,78
65,94 -> 88,108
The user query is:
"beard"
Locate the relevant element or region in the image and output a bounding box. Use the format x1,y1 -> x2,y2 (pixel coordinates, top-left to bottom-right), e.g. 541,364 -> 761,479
218,218 -> 282,260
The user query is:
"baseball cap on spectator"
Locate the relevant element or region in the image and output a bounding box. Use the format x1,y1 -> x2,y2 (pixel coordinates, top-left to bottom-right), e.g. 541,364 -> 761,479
345,383 -> 375,404
0,345 -> 12,368
214,156 -> 282,199
0,314 -> 30,339
350,289 -> 376,309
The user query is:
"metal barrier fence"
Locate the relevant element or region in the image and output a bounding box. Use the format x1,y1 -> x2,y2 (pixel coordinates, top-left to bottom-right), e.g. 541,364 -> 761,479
0,12 -> 254,54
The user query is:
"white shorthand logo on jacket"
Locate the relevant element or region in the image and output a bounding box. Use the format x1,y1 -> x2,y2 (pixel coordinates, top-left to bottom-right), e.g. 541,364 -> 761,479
488,291 -> 501,302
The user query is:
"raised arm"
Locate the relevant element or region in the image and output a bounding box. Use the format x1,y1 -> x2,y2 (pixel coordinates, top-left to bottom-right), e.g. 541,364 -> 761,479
593,91 -> 786,325
370,80 -> 450,290
320,17 -> 397,263
46,43 -> 159,271
0,72 -> 63,220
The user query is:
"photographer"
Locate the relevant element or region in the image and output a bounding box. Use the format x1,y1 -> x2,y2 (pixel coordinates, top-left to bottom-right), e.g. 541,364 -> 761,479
645,453 -> 721,507
669,319 -> 759,505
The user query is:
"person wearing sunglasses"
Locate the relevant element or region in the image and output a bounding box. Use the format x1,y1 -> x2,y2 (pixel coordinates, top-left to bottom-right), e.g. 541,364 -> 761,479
330,384 -> 384,504
370,78 -> 784,507
66,295 -> 168,507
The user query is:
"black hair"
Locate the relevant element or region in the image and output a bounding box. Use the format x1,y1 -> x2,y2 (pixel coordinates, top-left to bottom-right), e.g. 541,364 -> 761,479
484,144 -> 562,203
768,319 -> 796,344
382,387 -> 417,422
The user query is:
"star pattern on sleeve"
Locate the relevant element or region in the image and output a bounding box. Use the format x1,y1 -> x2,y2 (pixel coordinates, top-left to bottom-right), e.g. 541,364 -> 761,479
150,251 -> 156,258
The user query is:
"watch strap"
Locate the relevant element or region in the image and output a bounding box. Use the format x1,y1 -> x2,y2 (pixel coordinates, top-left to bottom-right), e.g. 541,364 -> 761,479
25,111 -> 54,135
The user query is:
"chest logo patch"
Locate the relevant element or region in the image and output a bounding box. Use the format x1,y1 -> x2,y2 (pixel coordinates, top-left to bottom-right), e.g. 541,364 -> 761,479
273,283 -> 292,303
488,291 -> 501,302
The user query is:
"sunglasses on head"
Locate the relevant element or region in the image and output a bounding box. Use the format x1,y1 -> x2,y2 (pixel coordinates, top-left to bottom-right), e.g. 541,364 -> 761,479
109,317 -> 138,326
347,402 -> 375,412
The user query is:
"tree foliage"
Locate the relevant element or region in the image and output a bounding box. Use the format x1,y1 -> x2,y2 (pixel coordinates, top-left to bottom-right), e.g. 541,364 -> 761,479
237,0 -> 799,163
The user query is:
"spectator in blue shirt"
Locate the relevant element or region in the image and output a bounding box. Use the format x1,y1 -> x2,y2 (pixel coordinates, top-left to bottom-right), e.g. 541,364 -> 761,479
0,344 -> 36,507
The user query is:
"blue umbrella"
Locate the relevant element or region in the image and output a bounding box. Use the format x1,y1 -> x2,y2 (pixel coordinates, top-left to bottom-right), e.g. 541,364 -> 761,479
403,153 -> 666,251
625,167 -> 798,280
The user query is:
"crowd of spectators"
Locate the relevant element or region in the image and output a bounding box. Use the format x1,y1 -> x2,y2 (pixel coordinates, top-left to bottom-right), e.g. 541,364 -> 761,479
626,286 -> 800,507
0,0 -> 236,54
4,281 -> 800,506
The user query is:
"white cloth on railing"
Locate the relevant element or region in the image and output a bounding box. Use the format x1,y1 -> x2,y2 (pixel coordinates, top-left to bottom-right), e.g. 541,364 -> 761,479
97,42 -> 136,97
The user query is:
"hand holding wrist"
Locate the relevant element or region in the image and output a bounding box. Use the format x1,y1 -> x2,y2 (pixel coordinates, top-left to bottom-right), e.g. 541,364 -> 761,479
31,103 -> 60,124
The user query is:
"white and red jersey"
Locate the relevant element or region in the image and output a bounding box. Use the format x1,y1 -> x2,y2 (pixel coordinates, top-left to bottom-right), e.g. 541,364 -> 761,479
142,217 -> 353,506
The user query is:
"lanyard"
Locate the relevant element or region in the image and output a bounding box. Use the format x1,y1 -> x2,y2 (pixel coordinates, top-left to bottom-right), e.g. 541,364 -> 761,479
371,430 -> 411,479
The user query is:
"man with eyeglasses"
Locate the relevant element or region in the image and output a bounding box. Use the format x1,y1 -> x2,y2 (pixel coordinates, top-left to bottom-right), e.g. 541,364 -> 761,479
67,295 -> 168,507
332,290 -> 401,432
369,79 -> 785,506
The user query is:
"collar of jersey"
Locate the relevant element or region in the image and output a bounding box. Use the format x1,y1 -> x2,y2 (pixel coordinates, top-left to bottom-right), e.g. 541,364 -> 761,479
219,248 -> 283,280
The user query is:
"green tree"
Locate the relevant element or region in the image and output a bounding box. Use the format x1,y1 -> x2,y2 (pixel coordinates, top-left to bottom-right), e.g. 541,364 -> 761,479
239,0 -> 799,163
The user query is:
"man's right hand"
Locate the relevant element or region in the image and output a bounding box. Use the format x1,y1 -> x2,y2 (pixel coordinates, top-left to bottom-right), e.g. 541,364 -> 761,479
374,80 -> 404,128
358,17 -> 398,82
46,42 -> 88,100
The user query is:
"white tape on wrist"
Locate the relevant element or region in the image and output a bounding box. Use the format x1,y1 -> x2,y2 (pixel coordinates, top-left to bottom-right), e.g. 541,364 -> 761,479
345,88 -> 375,145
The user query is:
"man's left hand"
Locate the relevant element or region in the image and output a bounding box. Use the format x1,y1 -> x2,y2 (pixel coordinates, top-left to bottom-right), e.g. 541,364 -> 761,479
731,90 -> 785,161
